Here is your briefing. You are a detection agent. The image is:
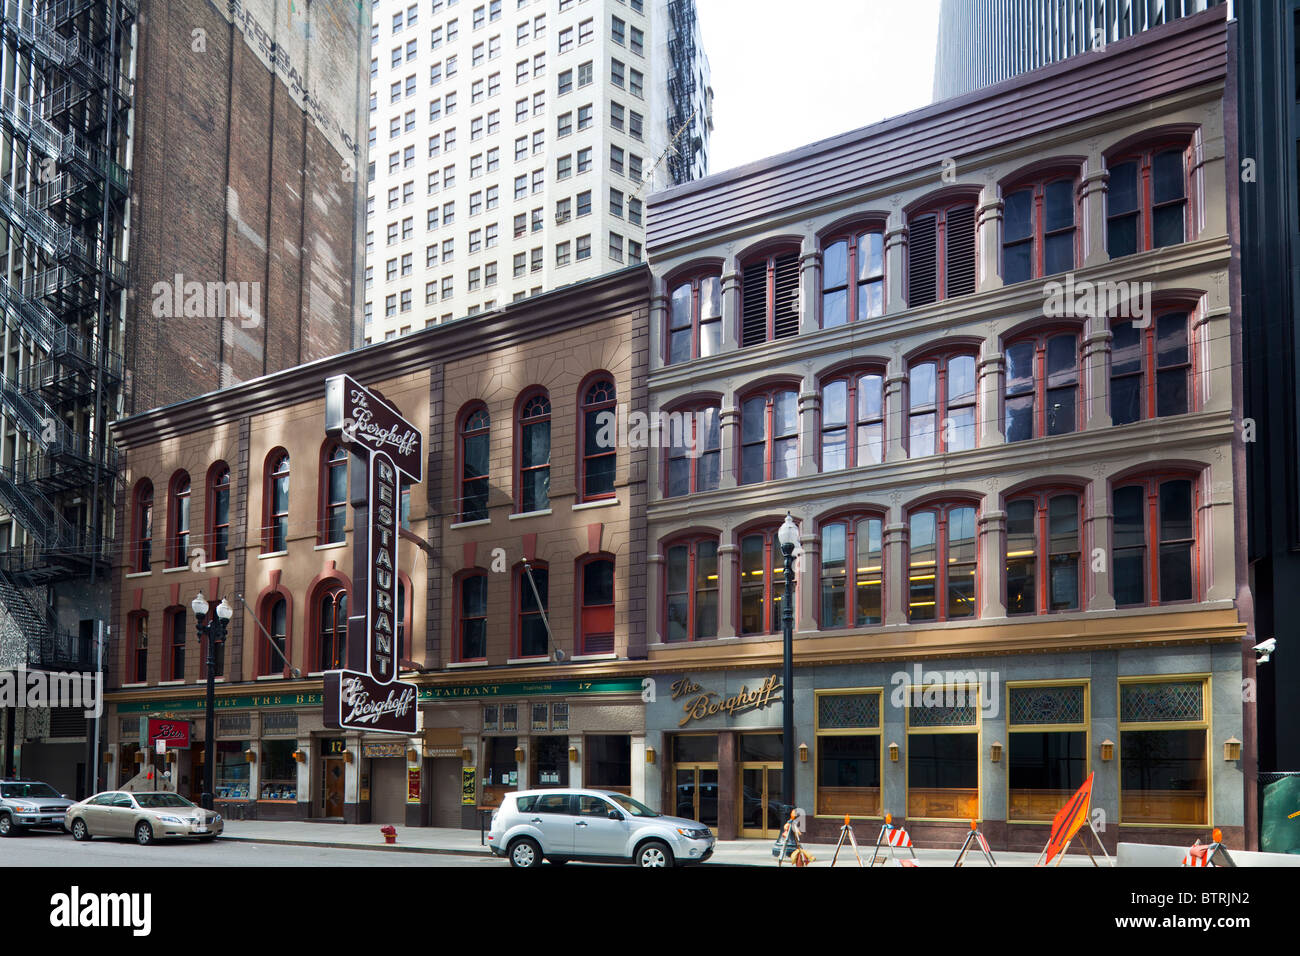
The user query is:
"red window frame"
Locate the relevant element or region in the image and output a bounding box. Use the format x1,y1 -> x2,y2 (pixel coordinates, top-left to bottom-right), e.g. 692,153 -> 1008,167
579,375 -> 617,502
737,524 -> 795,636
1109,309 -> 1193,426
663,402 -> 721,497
1004,489 -> 1083,615
907,502 -> 980,622
820,226 -> 885,327
320,441 -> 348,544
739,247 -> 800,347
515,389 -> 552,514
817,512 -> 884,629
1105,142 -> 1191,255
577,553 -> 615,654
458,404 -> 491,522
663,535 -> 719,642
126,611 -> 148,683
263,449 -> 291,553
906,200 -> 977,306
820,369 -> 885,470
317,586 -> 349,671
164,607 -> 187,681
513,560 -> 550,659
454,569 -> 489,662
1000,173 -> 1080,282
132,480 -> 153,573
206,463 -> 231,563
739,385 -> 799,485
1004,328 -> 1082,442
1111,474 -> 1199,608
907,351 -> 978,457
666,271 -> 722,364
168,472 -> 191,569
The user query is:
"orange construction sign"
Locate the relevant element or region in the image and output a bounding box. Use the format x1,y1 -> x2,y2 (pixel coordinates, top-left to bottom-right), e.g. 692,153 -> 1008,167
1039,772 -> 1094,866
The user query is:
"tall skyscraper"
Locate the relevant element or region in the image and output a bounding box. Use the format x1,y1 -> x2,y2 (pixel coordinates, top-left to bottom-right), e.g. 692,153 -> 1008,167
932,0 -> 1223,101
363,0 -> 711,343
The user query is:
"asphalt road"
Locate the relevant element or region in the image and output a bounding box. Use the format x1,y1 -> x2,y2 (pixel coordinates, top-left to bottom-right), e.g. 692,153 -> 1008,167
2,831 -> 505,867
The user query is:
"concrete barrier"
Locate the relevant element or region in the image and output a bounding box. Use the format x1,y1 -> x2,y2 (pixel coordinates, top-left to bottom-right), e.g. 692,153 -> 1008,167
1117,842 -> 1300,867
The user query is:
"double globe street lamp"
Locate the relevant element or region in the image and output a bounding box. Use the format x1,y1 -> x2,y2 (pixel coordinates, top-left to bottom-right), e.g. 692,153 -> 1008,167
191,592 -> 233,810
777,513 -> 801,815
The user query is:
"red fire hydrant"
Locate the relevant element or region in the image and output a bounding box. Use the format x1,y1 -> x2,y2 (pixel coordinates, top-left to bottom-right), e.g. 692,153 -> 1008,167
380,825 -> 397,845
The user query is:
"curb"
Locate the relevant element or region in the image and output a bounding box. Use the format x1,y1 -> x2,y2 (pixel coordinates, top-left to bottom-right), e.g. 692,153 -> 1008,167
220,835 -> 495,858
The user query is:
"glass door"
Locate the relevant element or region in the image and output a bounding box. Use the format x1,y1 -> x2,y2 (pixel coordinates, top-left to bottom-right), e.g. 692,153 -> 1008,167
739,764 -> 785,838
673,764 -> 718,827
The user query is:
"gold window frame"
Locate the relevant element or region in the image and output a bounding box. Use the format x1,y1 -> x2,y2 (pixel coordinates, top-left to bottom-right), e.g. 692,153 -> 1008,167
813,687 -> 884,821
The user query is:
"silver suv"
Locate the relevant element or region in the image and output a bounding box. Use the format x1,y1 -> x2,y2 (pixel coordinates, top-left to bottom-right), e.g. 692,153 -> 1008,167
0,779 -> 76,836
488,788 -> 715,868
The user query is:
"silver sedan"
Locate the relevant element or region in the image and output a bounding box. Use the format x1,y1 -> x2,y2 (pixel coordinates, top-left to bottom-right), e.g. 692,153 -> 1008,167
65,791 -> 224,845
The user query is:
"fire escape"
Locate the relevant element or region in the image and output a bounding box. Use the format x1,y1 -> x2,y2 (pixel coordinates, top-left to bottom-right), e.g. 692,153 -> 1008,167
0,0 -> 133,670
666,0 -> 700,187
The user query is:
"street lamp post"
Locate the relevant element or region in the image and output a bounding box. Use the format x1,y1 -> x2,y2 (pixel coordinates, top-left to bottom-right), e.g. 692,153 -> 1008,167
191,592 -> 233,811
777,513 -> 800,815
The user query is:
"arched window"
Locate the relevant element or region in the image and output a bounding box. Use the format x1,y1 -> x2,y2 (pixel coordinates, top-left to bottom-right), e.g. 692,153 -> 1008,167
907,200 -> 976,306
664,403 -> 720,497
1110,310 -> 1191,426
740,386 -> 798,485
1005,490 -> 1082,614
667,272 -> 722,364
456,570 -> 488,661
1002,174 -> 1078,283
738,524 -> 794,636
169,473 -> 191,568
318,587 -> 349,670
515,561 -> 549,658
821,227 -> 884,327
321,442 -> 348,544
460,405 -> 491,521
1106,143 -> 1190,256
820,514 -> 883,628
517,391 -> 551,513
821,370 -> 884,470
578,555 -> 615,654
265,451 -> 290,553
579,377 -> 617,501
908,352 -> 977,456
1113,475 -> 1197,607
127,612 -> 148,683
1005,329 -> 1080,442
740,248 -> 800,347
261,597 -> 288,676
908,503 -> 978,622
664,536 -> 719,642
165,608 -> 187,681
207,464 -> 231,562
132,480 -> 153,573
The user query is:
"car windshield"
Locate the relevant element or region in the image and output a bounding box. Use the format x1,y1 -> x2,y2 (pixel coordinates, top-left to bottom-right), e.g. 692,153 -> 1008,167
134,793 -> 195,809
1,782 -> 60,799
606,793 -> 660,817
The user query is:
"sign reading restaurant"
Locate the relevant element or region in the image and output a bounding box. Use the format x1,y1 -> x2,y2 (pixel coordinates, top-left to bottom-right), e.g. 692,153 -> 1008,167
322,374 -> 423,735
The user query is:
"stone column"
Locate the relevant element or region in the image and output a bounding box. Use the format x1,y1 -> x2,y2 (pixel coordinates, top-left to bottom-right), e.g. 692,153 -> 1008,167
715,543 -> 739,639
796,530 -> 819,634
884,522 -> 909,626
798,386 -> 820,477
799,239 -> 822,335
649,276 -> 668,374
718,397 -> 739,490
568,734 -> 583,788
978,509 -> 1007,619
720,261 -> 741,352
1082,325 -> 1112,430
976,195 -> 1004,294
977,350 -> 1005,447
884,222 -> 907,314
645,552 -> 664,645
884,363 -> 908,462
1086,490 -> 1116,611
630,735 -> 647,804
717,730 -> 738,840
1080,168 -> 1109,268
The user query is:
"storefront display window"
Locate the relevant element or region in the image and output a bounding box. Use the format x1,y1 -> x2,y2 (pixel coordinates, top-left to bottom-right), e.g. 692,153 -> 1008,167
483,704 -> 499,731
906,690 -> 979,819
532,735 -> 569,788
1008,683 -> 1088,821
483,736 -> 518,807
119,742 -> 140,786
260,739 -> 298,802
586,735 -> 631,793
1119,678 -> 1208,826
215,740 -> 251,801
816,690 -> 882,817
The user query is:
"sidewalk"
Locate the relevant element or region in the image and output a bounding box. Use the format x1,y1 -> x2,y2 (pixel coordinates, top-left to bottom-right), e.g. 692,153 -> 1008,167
220,820 -> 1098,866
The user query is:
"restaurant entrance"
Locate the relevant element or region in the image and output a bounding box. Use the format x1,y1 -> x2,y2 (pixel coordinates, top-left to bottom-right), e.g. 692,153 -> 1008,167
738,733 -> 786,839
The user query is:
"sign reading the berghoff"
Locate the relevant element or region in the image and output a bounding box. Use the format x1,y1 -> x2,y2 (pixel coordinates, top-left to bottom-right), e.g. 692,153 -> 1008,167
672,674 -> 783,727
322,374 -> 423,735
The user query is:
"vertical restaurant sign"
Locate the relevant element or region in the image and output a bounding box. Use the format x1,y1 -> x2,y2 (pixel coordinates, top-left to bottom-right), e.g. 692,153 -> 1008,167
407,769 -> 421,804
322,374 -> 423,735
462,768 -> 477,805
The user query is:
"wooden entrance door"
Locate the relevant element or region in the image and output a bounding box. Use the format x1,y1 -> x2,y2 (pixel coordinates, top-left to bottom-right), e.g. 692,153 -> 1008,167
322,757 -> 346,817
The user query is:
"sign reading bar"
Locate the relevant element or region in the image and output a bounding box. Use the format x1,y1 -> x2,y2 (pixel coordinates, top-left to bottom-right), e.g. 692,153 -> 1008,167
147,718 -> 191,750
672,674 -> 783,727
322,374 -> 424,735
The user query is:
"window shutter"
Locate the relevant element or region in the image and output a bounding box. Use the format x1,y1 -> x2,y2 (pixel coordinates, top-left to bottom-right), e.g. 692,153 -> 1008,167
945,204 -> 976,297
772,252 -> 800,340
741,261 -> 768,347
908,213 -> 938,306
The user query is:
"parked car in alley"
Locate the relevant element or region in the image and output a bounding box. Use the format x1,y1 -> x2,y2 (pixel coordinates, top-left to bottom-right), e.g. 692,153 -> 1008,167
488,788 -> 714,868
65,791 -> 223,845
0,779 -> 76,836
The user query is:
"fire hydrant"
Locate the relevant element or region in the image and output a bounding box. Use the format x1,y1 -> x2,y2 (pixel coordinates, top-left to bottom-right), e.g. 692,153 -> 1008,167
380,825 -> 397,845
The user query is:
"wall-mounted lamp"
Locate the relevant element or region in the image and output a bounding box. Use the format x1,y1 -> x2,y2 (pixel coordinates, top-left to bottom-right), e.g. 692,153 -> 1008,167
514,746 -> 525,763
646,746 -> 656,765
292,750 -> 306,763
133,751 -> 145,765
343,750 -> 355,764
165,751 -> 177,764
888,742 -> 899,762
1100,739 -> 1115,762
568,746 -> 579,762
244,749 -> 256,763
1223,737 -> 1242,761
798,742 -> 808,763
103,751 -> 114,764
990,741 -> 1003,763
460,748 -> 472,762
406,748 -> 419,763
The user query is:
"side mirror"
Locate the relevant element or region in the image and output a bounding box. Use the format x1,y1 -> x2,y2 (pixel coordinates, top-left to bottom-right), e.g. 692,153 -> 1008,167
608,809 -> 624,821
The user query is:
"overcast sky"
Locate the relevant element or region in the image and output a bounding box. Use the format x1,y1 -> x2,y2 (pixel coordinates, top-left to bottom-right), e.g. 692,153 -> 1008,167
694,0 -> 942,175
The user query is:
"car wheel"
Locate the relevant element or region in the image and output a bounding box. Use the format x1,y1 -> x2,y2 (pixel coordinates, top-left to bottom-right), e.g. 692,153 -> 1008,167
636,840 -> 673,868
71,819 -> 90,842
135,822 -> 155,846
508,837 -> 542,868
0,813 -> 14,837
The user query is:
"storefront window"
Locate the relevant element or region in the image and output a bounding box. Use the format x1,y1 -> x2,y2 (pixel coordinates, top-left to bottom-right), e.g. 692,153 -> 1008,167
585,735 -> 631,793
120,742 -> 140,786
483,736 -> 518,807
483,704 -> 499,731
672,735 -> 718,764
816,691 -> 882,818
260,739 -> 298,802
215,740 -> 251,801
1008,683 -> 1088,821
532,735 -> 569,788
501,704 -> 518,732
551,703 -> 568,731
906,690 -> 979,820
1119,679 -> 1208,825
